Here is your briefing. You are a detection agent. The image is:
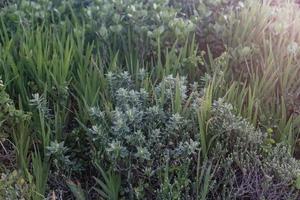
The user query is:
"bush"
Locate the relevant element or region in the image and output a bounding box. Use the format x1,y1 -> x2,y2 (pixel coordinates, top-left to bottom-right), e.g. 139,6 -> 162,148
88,72 -> 300,199
89,72 -> 200,199
208,99 -> 300,199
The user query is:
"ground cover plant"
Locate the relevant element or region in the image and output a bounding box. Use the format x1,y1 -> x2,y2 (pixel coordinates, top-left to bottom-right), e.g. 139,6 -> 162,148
2,0 -> 300,199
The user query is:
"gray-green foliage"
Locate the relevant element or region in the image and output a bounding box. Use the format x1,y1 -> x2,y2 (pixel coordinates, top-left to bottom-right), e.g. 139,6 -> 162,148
0,82 -> 29,138
0,0 -> 197,60
0,170 -> 30,200
208,99 -> 300,199
0,0 -> 13,8
0,82 -> 31,176
0,83 -> 31,199
88,71 -> 300,199
264,143 -> 300,183
89,72 -> 200,198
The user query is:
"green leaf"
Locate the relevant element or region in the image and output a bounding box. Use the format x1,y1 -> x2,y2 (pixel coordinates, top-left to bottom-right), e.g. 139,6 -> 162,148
295,176 -> 300,190
67,180 -> 86,200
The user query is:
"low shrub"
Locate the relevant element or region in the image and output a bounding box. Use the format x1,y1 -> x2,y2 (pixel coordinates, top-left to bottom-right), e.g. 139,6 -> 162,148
89,72 -> 200,199
208,99 -> 300,199
87,72 -> 300,199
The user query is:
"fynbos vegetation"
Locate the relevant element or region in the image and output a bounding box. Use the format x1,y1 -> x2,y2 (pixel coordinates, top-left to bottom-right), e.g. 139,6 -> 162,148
1,0 -> 300,199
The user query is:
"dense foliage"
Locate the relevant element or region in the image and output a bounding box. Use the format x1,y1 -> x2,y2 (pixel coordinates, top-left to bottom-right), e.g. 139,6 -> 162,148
1,0 -> 300,199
